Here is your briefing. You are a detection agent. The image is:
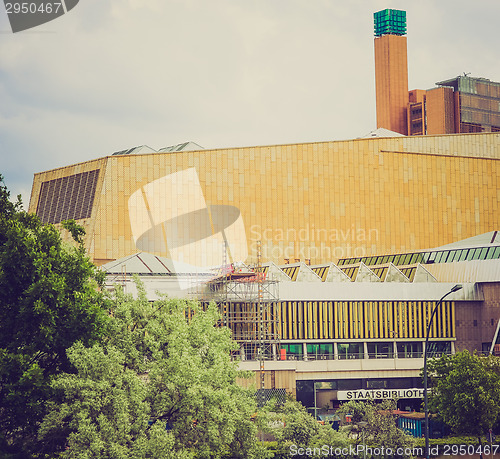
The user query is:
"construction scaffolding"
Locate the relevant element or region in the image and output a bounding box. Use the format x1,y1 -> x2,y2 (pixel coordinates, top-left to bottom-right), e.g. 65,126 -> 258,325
194,243 -> 280,363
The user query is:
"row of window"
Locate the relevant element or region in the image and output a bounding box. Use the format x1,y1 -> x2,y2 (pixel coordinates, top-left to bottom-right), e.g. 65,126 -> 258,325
339,245 -> 500,267
239,341 -> 451,361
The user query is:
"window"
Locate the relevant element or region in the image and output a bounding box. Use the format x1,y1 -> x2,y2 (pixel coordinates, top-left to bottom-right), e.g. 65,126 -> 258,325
459,249 -> 469,262
367,379 -> 387,389
337,343 -> 363,360
403,254 -> 412,265
36,169 -> 100,224
409,253 -> 420,264
281,344 -> 303,361
387,378 -> 414,389
470,248 -> 481,261
397,342 -> 423,358
482,343 -> 492,355
337,379 -> 362,391
367,342 -> 393,359
307,343 -> 334,360
486,247 -> 496,260
427,341 -> 451,358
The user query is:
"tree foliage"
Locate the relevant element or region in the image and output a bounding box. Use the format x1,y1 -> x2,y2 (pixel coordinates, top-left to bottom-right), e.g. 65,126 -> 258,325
257,399 -> 349,459
427,350 -> 500,440
337,399 -> 415,457
39,282 -> 263,458
0,175 -> 108,452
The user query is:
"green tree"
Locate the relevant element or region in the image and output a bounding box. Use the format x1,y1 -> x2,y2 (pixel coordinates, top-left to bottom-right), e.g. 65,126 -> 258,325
39,282 -> 264,458
427,350 -> 500,451
337,399 -> 414,457
257,399 -> 349,459
0,175 -> 108,453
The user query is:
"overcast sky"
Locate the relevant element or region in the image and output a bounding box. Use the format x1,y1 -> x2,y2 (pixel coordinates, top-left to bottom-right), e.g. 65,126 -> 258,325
1,0 -> 499,205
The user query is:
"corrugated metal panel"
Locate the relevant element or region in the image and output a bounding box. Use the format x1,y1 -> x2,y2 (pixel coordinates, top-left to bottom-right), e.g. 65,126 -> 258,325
278,282 -> 483,302
425,259 -> 500,283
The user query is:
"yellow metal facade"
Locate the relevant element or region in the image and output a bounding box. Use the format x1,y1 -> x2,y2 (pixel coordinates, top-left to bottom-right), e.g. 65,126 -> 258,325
28,133 -> 500,266
274,300 -> 454,341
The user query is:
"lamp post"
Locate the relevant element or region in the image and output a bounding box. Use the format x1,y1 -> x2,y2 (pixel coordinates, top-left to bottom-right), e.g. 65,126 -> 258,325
359,421 -> 368,459
313,382 -> 319,420
424,284 -> 463,459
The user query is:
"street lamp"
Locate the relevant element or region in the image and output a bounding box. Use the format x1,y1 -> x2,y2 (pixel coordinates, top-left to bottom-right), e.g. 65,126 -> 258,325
359,421 -> 368,459
424,284 -> 463,459
313,382 -> 319,420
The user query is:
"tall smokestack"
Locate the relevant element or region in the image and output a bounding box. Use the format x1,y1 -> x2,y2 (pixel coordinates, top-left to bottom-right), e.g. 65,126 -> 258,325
374,9 -> 409,135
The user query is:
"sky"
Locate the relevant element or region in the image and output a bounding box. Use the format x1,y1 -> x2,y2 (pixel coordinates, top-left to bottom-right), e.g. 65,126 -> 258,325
1,0 -> 499,206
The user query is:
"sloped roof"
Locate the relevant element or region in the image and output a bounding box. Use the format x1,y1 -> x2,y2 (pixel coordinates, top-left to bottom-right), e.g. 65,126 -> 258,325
111,142 -> 204,156
360,128 -> 404,138
101,252 -> 213,276
158,142 -> 204,152
432,231 -> 499,250
112,145 -> 157,156
102,252 -> 174,274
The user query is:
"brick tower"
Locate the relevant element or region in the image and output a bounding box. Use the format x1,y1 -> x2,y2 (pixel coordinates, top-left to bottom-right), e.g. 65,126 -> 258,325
374,9 -> 409,135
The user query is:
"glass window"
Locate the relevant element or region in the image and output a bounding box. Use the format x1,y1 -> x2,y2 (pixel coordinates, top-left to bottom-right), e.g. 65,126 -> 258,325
486,247 -> 496,260
493,247 -> 500,259
426,341 -> 451,358
281,344 -> 303,360
480,247 -> 489,259
387,378 -> 413,389
337,379 -> 362,391
337,343 -> 363,360
438,252 -> 448,263
409,253 -> 420,264
470,248 -> 481,260
393,255 -> 402,265
400,254 -> 410,265
307,343 -> 334,360
296,380 -> 315,393
367,379 -> 387,389
421,252 -> 431,264
367,342 -> 393,359
397,342 -> 423,358
459,249 -> 469,262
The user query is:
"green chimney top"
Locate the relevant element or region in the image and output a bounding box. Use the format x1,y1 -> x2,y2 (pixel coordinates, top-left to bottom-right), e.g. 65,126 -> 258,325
374,9 -> 406,37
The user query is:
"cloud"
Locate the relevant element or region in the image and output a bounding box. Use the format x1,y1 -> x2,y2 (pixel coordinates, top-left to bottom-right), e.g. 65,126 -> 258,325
0,0 -> 499,205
